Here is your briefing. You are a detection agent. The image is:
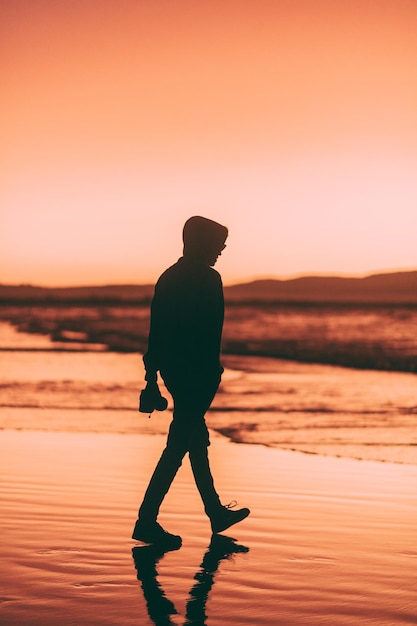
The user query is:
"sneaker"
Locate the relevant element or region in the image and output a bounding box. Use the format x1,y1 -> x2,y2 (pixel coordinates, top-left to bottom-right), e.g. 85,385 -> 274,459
210,502 -> 250,534
132,520 -> 182,547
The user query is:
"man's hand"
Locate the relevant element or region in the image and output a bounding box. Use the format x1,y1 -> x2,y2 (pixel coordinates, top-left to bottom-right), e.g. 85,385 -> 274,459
139,381 -> 168,416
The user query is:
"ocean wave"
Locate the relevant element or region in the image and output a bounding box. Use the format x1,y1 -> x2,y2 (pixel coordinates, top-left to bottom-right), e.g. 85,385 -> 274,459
210,426 -> 417,466
0,403 -> 137,411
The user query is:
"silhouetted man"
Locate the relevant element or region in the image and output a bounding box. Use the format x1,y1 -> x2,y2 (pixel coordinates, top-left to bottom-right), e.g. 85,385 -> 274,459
132,216 -> 250,545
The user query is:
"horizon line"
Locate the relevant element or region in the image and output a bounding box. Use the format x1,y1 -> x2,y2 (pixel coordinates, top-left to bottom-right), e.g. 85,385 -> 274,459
1,267 -> 416,290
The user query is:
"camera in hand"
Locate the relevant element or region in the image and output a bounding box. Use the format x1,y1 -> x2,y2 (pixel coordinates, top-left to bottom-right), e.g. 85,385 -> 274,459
139,382 -> 168,414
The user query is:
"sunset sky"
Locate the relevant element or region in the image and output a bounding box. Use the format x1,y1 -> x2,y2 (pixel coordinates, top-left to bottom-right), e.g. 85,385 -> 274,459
2,0 -> 416,286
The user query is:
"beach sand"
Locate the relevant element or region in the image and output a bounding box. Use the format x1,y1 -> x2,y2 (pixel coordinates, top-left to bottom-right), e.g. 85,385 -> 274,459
1,429 -> 416,626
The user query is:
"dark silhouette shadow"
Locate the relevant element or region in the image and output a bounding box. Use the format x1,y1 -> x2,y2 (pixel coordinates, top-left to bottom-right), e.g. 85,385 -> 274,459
132,535 -> 249,626
132,543 -> 181,626
184,534 -> 249,625
133,217 -> 250,545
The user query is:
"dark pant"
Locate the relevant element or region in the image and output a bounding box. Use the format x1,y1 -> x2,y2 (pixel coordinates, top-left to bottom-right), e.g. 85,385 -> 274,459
138,373 -> 222,521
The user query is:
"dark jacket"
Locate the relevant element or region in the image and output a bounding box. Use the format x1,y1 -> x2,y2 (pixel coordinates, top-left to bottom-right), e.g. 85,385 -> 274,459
143,257 -> 224,382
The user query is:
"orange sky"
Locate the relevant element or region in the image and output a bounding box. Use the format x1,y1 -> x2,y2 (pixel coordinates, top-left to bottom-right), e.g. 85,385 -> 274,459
1,0 -> 416,286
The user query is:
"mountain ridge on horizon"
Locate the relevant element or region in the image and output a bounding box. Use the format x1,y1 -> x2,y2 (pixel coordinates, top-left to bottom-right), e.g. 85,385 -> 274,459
1,270 -> 416,304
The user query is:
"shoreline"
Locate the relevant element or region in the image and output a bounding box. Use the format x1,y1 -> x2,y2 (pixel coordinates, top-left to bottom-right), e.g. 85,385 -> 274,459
1,421 -> 417,468
1,343 -> 417,376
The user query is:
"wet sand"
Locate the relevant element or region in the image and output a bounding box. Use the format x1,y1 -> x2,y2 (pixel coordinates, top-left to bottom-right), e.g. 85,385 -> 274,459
1,429 -> 416,625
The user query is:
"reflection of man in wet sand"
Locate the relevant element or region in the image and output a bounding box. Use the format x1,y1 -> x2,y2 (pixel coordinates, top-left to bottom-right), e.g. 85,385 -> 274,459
132,535 -> 249,624
132,216 -> 250,545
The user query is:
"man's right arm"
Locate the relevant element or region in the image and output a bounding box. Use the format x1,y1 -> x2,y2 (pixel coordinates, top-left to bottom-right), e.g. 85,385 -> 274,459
142,284 -> 163,382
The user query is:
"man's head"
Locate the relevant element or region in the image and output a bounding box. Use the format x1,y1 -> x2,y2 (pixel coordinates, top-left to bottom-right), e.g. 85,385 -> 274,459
183,216 -> 228,266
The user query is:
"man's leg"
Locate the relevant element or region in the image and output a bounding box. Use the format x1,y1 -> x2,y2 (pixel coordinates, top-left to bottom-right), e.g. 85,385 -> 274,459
132,438 -> 185,544
138,440 -> 186,522
168,380 -> 222,516
189,444 -> 222,517
189,440 -> 250,534
135,379 -> 207,530
166,376 -> 250,533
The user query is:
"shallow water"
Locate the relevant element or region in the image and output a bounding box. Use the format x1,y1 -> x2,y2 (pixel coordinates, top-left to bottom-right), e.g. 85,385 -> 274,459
1,323 -> 416,465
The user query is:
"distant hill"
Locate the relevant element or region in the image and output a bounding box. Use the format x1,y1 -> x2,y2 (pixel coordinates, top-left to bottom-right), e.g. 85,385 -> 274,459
0,271 -> 416,304
0,284 -> 154,303
225,271 -> 417,304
